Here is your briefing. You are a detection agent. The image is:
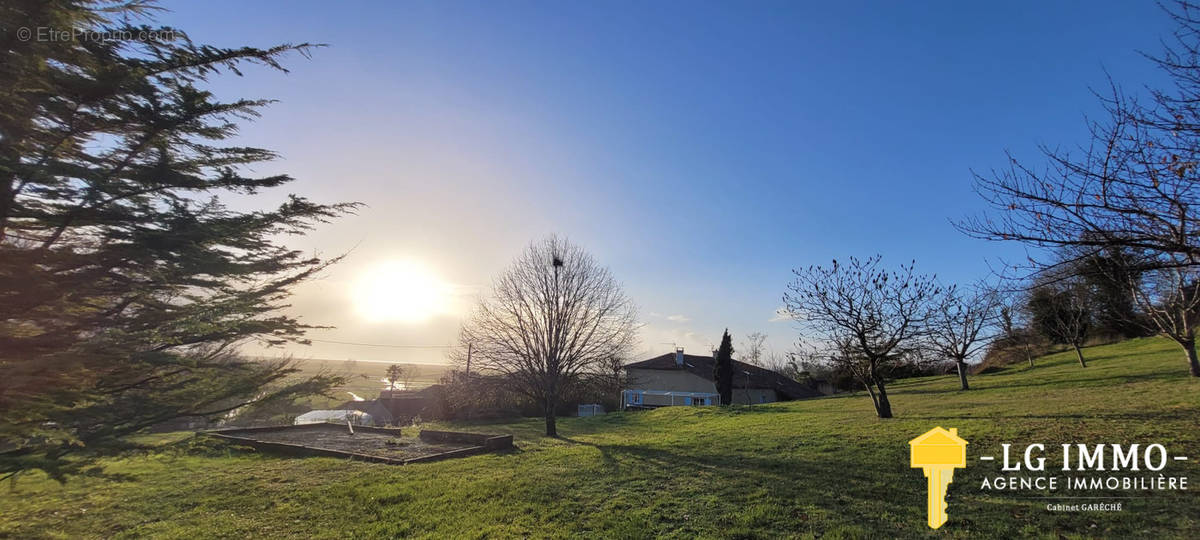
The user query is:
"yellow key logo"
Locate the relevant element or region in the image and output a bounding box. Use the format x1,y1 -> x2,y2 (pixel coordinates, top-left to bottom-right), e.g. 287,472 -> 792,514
909,427 -> 968,529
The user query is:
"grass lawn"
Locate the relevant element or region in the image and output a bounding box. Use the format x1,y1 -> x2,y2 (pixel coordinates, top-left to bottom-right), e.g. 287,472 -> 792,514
3,337 -> 1198,539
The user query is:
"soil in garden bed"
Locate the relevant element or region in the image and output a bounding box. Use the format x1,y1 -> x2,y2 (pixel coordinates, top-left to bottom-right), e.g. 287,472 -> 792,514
231,424 -> 473,460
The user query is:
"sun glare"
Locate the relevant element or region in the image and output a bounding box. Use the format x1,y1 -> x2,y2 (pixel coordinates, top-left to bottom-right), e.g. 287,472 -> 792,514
352,260 -> 451,323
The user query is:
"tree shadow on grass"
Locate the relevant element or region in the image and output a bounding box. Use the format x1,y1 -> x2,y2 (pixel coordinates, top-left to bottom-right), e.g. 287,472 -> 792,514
554,436 -> 898,490
527,438 -> 935,538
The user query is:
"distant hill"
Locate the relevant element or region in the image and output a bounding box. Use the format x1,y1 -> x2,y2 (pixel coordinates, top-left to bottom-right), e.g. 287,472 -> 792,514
251,356 -> 452,403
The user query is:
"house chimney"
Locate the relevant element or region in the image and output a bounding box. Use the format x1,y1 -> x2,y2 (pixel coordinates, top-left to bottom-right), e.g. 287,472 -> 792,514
675,347 -> 685,367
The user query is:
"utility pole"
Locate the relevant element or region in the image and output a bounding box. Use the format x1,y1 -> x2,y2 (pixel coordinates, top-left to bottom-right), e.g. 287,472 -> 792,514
463,341 -> 475,422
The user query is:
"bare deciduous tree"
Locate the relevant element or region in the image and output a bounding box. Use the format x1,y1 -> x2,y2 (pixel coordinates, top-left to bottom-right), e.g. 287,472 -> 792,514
763,351 -> 802,381
1130,257 -> 1200,376
458,236 -> 638,436
385,364 -> 412,391
783,256 -> 939,418
1028,277 -> 1094,368
996,288 -> 1040,368
959,105 -> 1200,269
601,353 -> 628,405
959,4 -> 1200,270
928,284 -> 1001,390
739,332 -> 768,367
795,336 -> 891,414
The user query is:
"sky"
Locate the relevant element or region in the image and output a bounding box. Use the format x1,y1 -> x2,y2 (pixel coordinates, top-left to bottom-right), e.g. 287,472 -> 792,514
154,1 -> 1178,365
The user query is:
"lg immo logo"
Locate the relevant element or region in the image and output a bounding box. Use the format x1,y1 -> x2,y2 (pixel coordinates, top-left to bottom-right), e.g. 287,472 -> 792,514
908,428 -> 1190,529
909,427 -> 968,529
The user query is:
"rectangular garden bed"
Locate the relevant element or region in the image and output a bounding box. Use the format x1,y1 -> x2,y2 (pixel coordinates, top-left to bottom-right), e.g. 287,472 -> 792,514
203,423 -> 513,465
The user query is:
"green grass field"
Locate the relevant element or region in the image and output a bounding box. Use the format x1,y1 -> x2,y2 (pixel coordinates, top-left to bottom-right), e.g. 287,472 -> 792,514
3,337 -> 1199,539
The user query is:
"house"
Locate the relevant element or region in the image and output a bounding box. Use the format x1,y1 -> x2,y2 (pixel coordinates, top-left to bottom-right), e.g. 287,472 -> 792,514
621,348 -> 823,408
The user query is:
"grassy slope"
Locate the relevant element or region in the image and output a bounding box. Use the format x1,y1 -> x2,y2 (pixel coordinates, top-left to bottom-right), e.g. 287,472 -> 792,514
3,337 -> 1199,539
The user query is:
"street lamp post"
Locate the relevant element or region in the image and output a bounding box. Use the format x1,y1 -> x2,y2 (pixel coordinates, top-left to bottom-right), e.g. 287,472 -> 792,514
546,253 -> 564,436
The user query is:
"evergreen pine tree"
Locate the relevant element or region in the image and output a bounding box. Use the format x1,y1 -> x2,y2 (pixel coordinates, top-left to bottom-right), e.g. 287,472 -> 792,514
1,0 -> 353,480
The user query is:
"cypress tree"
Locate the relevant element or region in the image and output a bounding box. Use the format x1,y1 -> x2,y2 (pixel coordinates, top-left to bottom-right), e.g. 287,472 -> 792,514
713,330 -> 734,405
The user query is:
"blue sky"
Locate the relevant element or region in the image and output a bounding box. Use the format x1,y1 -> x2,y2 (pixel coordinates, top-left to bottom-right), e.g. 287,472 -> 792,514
157,1 -> 1177,363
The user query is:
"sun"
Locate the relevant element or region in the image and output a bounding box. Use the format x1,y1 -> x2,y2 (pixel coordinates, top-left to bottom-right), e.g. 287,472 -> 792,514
352,260 -> 451,323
